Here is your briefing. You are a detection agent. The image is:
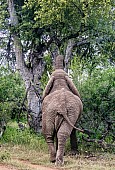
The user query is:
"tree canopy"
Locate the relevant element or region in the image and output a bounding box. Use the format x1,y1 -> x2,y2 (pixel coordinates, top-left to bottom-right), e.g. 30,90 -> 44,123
21,0 -> 115,62
1,0 -> 114,67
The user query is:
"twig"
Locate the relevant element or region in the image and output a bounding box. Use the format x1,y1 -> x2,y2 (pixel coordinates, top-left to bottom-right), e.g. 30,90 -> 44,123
82,136 -> 115,149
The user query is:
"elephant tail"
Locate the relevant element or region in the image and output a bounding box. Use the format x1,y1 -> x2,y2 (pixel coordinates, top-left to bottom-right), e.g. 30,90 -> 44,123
61,113 -> 85,133
61,112 -> 94,135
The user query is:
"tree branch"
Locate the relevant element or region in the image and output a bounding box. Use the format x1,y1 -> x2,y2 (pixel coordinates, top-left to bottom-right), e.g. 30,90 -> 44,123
82,136 -> 115,149
71,1 -> 85,18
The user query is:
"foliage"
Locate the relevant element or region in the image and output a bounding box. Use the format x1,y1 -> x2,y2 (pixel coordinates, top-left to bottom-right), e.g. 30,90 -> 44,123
21,0 -> 115,62
41,54 -> 53,90
0,1 -> 8,30
0,0 -> 113,64
80,67 -> 115,132
24,0 -> 114,31
71,59 -> 115,149
0,121 -> 47,152
0,67 -> 25,123
0,0 -> 114,67
0,0 -> 114,152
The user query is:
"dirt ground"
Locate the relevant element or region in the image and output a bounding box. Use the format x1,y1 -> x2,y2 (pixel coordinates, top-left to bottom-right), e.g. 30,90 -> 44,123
0,160 -> 60,170
0,164 -> 17,170
0,144 -> 115,170
0,165 -> 59,170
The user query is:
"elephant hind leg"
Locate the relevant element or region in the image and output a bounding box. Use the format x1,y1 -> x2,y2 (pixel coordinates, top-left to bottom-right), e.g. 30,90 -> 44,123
46,134 -> 56,163
56,121 -> 73,166
55,134 -> 67,166
70,128 -> 79,155
42,111 -> 56,162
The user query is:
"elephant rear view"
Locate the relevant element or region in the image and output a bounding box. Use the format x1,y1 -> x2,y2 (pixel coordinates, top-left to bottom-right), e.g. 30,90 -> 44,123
42,55 -> 83,166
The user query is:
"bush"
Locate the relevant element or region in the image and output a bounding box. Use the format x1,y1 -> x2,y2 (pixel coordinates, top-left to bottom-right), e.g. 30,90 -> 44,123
80,68 -> 114,138
0,122 -> 47,151
71,62 -> 115,151
0,67 -> 26,123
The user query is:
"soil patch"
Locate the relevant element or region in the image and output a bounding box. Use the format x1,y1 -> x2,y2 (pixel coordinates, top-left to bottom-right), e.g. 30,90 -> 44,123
0,164 -> 17,170
0,160 -> 60,170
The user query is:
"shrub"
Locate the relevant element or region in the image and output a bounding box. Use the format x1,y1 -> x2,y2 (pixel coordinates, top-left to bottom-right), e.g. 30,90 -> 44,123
71,61 -> 115,151
0,67 -> 26,123
0,122 -> 47,152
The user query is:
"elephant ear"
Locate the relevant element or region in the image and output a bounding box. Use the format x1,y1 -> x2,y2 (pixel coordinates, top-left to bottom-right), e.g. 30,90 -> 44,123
65,76 -> 81,99
42,76 -> 55,100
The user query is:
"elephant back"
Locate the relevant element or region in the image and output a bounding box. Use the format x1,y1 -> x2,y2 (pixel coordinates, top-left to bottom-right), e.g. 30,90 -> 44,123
50,70 -> 71,93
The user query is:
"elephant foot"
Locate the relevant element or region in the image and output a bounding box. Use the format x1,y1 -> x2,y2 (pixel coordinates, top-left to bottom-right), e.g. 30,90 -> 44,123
50,154 -> 56,163
55,150 -> 64,166
70,150 -> 79,156
50,151 -> 56,163
55,158 -> 64,166
47,142 -> 56,163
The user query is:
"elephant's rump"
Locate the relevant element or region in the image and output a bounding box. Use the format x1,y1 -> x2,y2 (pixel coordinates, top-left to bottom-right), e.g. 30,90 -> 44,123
42,89 -> 82,133
42,89 -> 82,113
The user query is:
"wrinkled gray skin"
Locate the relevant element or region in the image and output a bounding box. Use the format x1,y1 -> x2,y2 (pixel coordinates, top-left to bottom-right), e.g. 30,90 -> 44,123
42,55 -> 83,166
42,89 -> 82,165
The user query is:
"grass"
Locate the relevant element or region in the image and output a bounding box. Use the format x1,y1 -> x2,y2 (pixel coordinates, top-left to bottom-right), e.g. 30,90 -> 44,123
1,121 -> 47,151
0,121 -> 115,170
0,144 -> 115,170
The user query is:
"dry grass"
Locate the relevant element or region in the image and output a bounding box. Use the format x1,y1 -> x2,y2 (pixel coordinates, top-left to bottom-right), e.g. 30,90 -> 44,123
0,144 -> 115,170
0,122 -> 114,170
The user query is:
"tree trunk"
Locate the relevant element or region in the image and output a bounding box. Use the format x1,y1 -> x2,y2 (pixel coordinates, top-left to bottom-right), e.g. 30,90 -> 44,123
65,39 -> 75,73
7,0 -> 42,133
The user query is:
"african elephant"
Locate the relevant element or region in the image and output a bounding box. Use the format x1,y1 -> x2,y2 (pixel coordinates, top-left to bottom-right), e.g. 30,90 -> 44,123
42,55 -> 83,166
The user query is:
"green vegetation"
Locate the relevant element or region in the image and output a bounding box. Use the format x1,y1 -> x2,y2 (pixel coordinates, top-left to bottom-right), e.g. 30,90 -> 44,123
0,63 -> 114,153
70,59 -> 115,152
0,67 -> 26,123
0,1 -> 114,169
0,0 -> 114,132
0,122 -> 47,151
0,122 -> 115,170
41,54 -> 53,90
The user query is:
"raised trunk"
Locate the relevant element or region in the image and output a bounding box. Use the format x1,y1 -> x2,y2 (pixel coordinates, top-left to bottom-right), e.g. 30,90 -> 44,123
7,0 -> 42,133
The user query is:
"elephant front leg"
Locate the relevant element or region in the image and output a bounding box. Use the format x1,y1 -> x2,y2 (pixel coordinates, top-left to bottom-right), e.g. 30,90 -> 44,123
70,128 -> 79,155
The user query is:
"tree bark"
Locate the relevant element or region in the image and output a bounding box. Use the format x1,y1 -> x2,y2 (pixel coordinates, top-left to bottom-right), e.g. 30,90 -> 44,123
7,0 -> 42,133
65,39 -> 75,73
